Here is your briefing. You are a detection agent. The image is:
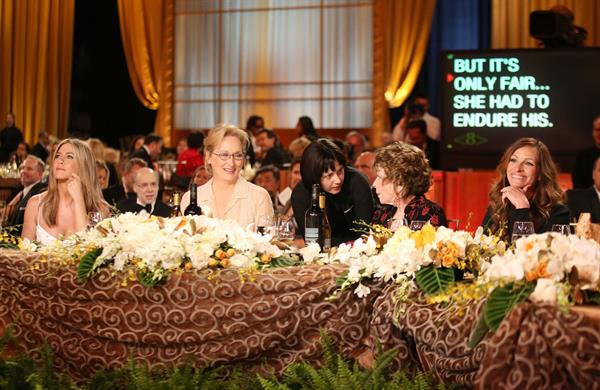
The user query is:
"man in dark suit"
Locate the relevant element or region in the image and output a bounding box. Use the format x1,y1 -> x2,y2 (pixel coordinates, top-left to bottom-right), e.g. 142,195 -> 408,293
30,130 -> 50,163
406,119 -> 440,170
117,168 -> 171,217
255,129 -> 291,168
4,156 -> 47,234
572,115 -> 600,189
102,157 -> 147,207
131,133 -> 162,170
568,155 -> 600,223
0,112 -> 24,163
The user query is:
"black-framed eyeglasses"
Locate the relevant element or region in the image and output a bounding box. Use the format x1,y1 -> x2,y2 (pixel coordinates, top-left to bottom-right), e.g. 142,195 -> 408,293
213,152 -> 245,161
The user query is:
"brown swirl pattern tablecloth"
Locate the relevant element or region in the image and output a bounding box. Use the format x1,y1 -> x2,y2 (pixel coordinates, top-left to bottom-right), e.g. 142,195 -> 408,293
1,249 -> 600,388
0,250 -> 389,381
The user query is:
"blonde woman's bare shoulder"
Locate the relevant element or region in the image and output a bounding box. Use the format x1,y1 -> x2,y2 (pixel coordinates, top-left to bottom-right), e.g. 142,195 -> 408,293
27,191 -> 47,207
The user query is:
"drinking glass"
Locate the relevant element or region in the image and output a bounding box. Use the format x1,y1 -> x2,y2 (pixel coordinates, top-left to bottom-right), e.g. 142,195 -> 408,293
511,221 -> 534,242
388,217 -> 407,232
409,220 -> 427,231
88,212 -> 103,229
257,215 -> 276,236
277,217 -> 295,243
551,224 -> 571,235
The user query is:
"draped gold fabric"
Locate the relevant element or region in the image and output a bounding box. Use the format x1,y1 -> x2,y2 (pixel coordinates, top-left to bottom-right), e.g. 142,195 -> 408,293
117,0 -> 174,145
492,0 -> 600,48
0,0 -> 74,142
376,0 -> 437,110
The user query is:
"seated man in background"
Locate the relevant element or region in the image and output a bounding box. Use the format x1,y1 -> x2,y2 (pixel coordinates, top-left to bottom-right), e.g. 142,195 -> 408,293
568,155 -> 600,223
345,131 -> 367,164
31,131 -> 50,162
354,151 -> 376,185
255,129 -> 290,168
117,167 -> 171,217
103,158 -> 147,206
405,119 -> 440,170
254,165 -> 286,214
5,156 -> 47,234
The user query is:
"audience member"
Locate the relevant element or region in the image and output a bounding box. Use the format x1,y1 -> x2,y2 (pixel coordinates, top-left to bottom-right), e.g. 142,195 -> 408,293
95,160 -> 110,190
345,131 -> 367,163
244,115 -> 264,166
5,156 -> 47,234
572,115 -> 600,189
176,132 -> 205,179
414,96 -> 441,141
392,101 -> 425,142
0,112 -> 24,163
371,142 -> 446,230
296,116 -> 319,140
31,131 -> 50,162
176,138 -> 187,157
354,151 -> 376,185
128,135 -> 145,158
482,138 -> 569,242
380,131 -> 394,146
22,139 -> 110,244
280,158 -> 302,218
288,136 -> 312,160
254,165 -> 286,213
405,119 -> 440,170
291,138 -> 374,246
567,155 -> 600,222
87,138 -> 119,187
103,157 -> 147,206
117,168 -> 171,217
131,133 -> 163,170
255,129 -> 291,168
191,165 -> 211,187
180,124 -> 273,228
10,142 -> 29,167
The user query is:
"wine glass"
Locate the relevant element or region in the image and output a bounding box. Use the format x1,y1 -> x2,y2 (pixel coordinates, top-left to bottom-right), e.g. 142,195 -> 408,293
257,215 -> 276,236
511,221 -> 534,242
88,212 -> 102,229
409,220 -> 427,231
551,224 -> 571,235
388,217 -> 407,232
277,217 -> 295,243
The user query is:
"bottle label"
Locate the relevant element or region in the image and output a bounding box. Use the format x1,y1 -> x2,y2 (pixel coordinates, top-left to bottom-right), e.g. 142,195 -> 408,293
323,238 -> 331,251
305,228 -> 320,243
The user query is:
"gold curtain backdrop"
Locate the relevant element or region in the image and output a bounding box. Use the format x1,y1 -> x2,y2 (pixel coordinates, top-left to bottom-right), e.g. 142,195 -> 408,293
117,0 -> 174,146
0,0 -> 74,142
492,0 -> 600,48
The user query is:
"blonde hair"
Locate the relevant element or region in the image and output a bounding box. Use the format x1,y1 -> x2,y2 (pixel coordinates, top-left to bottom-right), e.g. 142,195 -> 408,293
41,138 -> 108,226
87,138 -> 106,161
288,136 -> 312,159
204,123 -> 249,175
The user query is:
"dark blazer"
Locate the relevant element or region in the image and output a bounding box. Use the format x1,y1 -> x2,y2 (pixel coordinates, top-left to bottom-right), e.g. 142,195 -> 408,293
0,126 -> 23,163
8,181 -> 47,234
567,187 -> 600,223
259,147 -> 291,168
482,203 -> 570,240
131,147 -> 153,169
117,198 -> 172,218
102,184 -> 136,207
31,142 -> 49,163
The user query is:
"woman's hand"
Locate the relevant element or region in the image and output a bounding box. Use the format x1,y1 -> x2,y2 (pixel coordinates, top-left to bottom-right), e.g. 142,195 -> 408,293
501,185 -> 530,209
66,173 -> 85,203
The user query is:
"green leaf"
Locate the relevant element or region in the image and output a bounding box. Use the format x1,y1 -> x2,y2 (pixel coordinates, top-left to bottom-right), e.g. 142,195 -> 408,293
415,266 -> 455,296
269,256 -> 300,268
137,269 -> 167,287
484,282 -> 535,331
468,309 -> 490,348
76,247 -> 103,282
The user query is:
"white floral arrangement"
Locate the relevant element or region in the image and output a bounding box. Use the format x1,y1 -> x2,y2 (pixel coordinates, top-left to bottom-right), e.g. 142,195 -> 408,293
21,213 -> 296,286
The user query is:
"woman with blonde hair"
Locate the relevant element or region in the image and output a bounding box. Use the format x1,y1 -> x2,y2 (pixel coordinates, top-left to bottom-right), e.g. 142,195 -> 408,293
87,138 -> 119,186
482,137 -> 569,241
22,138 -> 110,244
180,124 -> 273,228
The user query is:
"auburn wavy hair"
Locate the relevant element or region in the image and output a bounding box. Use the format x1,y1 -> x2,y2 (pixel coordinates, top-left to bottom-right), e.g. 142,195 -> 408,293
488,137 -> 564,240
373,142 -> 431,198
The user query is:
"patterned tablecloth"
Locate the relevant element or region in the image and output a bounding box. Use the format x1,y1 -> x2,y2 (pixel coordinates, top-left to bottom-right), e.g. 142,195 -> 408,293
1,249 -> 600,388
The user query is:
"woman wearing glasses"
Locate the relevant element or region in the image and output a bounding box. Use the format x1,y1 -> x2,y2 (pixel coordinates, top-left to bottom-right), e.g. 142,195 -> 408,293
180,124 -> 273,228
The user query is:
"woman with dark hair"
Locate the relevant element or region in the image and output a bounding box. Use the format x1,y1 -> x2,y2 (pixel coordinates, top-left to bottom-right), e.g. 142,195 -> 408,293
372,142 -> 446,230
176,131 -> 205,178
291,138 -> 375,246
482,137 -> 569,241
296,116 -> 319,140
128,135 -> 145,158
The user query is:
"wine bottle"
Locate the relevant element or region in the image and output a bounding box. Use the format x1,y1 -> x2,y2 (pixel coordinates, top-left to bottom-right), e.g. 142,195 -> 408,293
184,183 -> 202,216
170,191 -> 182,217
304,184 -> 323,248
319,193 -> 332,251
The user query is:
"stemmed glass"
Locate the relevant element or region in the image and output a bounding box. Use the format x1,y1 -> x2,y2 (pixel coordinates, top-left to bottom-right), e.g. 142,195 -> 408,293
277,217 -> 295,243
551,224 -> 571,235
88,212 -> 102,229
511,221 -> 534,242
409,220 -> 427,231
388,217 -> 407,232
257,215 -> 276,236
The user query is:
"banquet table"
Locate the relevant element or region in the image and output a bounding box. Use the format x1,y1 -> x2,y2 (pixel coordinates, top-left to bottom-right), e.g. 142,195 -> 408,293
1,249 -> 600,388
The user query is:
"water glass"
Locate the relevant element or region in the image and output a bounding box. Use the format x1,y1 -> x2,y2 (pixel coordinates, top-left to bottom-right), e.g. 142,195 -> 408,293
511,221 -> 534,242
277,217 -> 295,242
388,217 -> 407,232
409,220 -> 427,231
257,215 -> 276,236
551,224 -> 571,235
88,212 -> 102,228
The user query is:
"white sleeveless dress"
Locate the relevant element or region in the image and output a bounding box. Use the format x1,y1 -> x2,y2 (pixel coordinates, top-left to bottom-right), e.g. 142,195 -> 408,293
36,201 -> 58,246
